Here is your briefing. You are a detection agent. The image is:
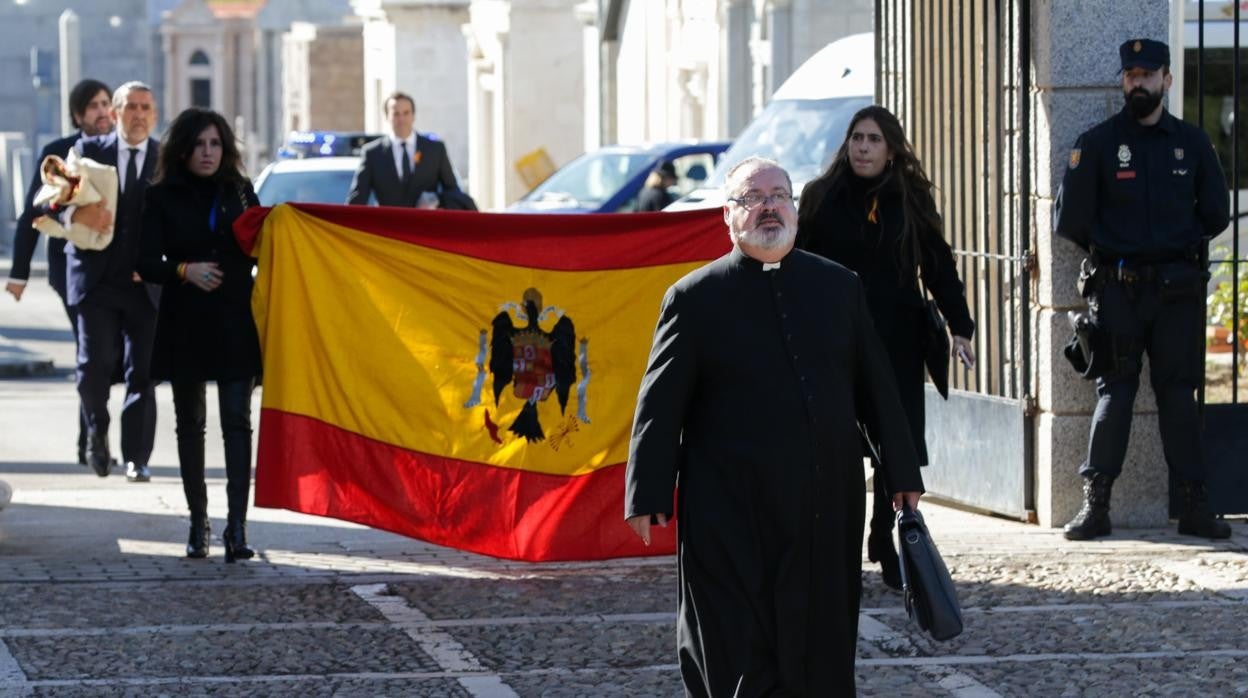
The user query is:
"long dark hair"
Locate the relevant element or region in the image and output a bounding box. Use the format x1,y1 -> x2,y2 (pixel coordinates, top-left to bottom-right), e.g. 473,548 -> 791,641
797,105 -> 942,278
154,107 -> 246,185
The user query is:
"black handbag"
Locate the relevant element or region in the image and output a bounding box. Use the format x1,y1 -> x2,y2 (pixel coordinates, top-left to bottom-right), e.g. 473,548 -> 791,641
895,504 -> 963,641
919,278 -> 950,399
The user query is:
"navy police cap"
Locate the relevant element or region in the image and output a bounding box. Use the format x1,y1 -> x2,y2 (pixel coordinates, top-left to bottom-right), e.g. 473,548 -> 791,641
1120,38 -> 1169,71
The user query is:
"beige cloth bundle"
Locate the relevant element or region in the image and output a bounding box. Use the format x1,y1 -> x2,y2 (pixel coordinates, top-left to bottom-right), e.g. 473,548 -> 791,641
32,150 -> 118,250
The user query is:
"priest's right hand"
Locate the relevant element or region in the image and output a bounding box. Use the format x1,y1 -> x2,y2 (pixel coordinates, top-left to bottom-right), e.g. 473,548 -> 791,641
627,513 -> 668,546
72,201 -> 112,234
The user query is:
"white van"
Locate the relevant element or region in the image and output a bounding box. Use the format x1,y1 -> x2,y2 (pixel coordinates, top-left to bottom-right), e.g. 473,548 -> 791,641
666,32 -> 874,210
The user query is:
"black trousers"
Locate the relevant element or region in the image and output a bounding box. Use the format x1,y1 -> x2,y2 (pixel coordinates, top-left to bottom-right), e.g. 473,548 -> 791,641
171,378 -> 255,522
1081,264 -> 1205,482
75,284 -> 157,465
45,245 -> 89,454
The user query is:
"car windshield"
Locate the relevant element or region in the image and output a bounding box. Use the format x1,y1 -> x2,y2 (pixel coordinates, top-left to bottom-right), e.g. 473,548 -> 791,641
257,169 -> 356,206
525,151 -> 656,208
708,96 -> 871,191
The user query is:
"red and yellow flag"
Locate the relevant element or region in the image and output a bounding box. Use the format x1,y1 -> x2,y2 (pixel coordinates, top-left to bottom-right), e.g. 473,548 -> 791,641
236,204 -> 728,561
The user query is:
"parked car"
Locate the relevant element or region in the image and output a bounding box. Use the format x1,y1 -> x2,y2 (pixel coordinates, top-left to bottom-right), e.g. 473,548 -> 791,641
667,32 -> 874,211
277,131 -> 383,159
254,156 -> 364,206
507,142 -> 731,214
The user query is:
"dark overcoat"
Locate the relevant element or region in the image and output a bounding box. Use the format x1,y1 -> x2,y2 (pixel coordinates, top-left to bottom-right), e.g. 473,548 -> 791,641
346,134 -> 460,207
625,247 -> 924,696
798,176 -> 974,464
137,173 -> 261,383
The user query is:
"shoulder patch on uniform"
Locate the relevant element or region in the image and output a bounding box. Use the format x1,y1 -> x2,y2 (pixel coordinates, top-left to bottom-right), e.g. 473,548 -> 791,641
1069,148 -> 1081,169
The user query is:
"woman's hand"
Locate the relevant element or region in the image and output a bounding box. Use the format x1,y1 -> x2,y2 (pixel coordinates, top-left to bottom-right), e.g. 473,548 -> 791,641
186,261 -> 222,292
952,335 -> 976,369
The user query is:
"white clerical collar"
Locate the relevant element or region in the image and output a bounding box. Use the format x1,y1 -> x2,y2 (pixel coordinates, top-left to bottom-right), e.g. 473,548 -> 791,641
762,261 -> 781,271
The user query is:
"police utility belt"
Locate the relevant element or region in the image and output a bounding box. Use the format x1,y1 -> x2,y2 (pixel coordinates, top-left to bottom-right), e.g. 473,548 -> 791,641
1063,252 -> 1205,380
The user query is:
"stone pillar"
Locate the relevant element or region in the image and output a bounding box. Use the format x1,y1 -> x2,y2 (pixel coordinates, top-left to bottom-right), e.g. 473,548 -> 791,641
720,0 -> 752,137
767,0 -> 792,96
1031,0 -> 1171,528
575,2 -> 600,153
58,10 -> 81,136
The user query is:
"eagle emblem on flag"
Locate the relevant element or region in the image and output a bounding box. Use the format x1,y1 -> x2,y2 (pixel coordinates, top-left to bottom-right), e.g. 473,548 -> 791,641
464,287 -> 591,443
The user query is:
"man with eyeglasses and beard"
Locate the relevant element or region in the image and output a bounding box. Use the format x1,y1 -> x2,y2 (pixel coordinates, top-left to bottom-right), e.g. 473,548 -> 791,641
624,156 -> 923,695
1056,39 -> 1231,541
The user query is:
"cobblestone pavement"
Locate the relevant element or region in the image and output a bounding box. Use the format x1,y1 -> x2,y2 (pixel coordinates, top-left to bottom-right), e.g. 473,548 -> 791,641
3,278 -> 1247,697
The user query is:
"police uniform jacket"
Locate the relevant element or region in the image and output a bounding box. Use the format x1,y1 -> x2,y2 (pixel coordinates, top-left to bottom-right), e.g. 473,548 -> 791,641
1056,107 -> 1229,261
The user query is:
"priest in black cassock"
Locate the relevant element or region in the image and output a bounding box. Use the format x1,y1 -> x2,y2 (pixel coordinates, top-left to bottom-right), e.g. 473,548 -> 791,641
625,157 -> 924,696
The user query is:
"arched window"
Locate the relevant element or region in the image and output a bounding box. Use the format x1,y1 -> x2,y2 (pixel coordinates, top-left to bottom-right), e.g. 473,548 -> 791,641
188,49 -> 212,107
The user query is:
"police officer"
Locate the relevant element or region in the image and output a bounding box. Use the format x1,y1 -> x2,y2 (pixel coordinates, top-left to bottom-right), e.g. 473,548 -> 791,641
1056,38 -> 1230,541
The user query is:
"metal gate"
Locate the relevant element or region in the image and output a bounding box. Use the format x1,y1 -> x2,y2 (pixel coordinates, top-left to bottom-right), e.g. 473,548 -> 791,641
1180,0 -> 1248,516
876,0 -> 1034,519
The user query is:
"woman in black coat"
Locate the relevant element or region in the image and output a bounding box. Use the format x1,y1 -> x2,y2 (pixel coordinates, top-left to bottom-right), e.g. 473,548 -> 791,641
138,108 -> 261,563
796,105 -> 975,589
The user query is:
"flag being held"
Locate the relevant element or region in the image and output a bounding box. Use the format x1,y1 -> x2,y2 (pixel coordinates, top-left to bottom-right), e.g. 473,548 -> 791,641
237,203 -> 728,561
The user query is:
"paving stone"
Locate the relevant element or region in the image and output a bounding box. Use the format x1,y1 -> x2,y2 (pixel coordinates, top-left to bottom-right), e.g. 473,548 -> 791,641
961,656 -> 1248,697
8,627 -> 438,680
855,664 -> 956,696
506,668 -> 682,697
0,582 -> 384,629
388,566 -> 678,620
449,620 -> 672,673
30,678 -> 471,697
868,603 -> 1248,658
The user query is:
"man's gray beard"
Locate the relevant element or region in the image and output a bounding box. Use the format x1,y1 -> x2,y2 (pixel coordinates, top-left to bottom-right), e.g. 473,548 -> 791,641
733,226 -> 796,250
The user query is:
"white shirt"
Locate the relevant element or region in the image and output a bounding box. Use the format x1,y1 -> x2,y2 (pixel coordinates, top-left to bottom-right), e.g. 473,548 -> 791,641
59,132 -> 149,228
116,137 -> 150,194
389,132 -> 417,178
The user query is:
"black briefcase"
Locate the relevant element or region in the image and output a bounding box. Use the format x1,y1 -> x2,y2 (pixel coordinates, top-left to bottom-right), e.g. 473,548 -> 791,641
895,504 -> 963,641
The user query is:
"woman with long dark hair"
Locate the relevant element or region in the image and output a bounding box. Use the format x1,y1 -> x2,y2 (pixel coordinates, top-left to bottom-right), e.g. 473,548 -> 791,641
138,108 -> 261,562
797,105 -> 975,589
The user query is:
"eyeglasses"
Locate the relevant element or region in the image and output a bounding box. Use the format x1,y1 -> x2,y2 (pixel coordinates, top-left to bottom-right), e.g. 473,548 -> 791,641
728,192 -> 795,209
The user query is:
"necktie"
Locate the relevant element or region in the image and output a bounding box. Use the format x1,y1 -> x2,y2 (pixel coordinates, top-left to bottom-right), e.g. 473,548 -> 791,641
125,148 -> 139,195
400,141 -> 412,182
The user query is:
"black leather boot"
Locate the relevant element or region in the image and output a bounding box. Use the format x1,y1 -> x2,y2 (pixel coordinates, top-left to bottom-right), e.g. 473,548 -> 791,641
223,519 -> 255,563
1063,473 -> 1114,540
1177,481 -> 1231,539
186,517 -> 209,558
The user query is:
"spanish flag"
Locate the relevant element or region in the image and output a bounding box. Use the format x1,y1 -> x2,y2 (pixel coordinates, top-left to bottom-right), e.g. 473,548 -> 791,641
235,204 -> 728,561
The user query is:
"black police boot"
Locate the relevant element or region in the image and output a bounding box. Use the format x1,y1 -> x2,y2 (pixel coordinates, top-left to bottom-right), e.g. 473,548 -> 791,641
1063,473 -> 1113,541
1177,481 -> 1231,540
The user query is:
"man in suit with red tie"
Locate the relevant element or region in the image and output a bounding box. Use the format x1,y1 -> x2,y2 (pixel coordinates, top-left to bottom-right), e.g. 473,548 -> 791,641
6,79 -> 113,465
49,81 -> 162,481
346,91 -> 465,208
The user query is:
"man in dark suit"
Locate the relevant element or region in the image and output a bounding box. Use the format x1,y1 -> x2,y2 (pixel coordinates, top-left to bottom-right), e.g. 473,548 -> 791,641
51,81 -> 161,482
346,91 -> 463,208
6,79 -> 113,465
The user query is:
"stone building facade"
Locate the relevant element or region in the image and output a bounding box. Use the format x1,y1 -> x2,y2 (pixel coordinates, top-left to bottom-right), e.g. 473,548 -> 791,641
464,0 -> 586,210
355,0 -> 471,184
282,23 -> 366,134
